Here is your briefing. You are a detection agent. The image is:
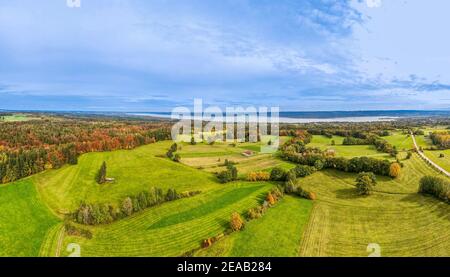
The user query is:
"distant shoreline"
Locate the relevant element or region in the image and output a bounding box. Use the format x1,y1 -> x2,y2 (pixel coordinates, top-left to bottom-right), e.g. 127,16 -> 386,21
129,113 -> 399,123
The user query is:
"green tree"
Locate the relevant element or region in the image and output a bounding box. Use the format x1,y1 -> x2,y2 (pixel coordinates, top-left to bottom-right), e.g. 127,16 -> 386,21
270,167 -> 286,181
170,143 -> 178,152
355,172 -> 377,195
173,153 -> 181,162
96,161 -> 107,184
230,212 -> 245,231
121,197 -> 133,216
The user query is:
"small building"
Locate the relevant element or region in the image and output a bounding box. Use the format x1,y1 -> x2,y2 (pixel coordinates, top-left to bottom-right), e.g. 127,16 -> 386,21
242,150 -> 254,157
105,177 -> 115,183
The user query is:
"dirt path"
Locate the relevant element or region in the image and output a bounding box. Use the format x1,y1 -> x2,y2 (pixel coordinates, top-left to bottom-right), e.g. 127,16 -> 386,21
410,132 -> 450,177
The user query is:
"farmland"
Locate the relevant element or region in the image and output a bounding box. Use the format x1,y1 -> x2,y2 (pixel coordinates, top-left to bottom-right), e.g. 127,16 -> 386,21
0,119 -> 449,257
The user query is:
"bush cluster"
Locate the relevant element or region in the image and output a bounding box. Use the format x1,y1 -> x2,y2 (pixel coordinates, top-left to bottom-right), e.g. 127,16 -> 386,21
246,187 -> 284,221
72,188 -> 201,225
247,171 -> 270,181
281,141 -> 394,177
64,222 -> 93,239
166,143 -> 181,162
430,131 -> 450,149
419,176 -> 450,203
217,164 -> 238,183
269,167 -> 287,181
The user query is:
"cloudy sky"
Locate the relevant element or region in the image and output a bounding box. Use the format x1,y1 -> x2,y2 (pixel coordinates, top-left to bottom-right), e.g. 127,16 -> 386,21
1,0 -> 450,111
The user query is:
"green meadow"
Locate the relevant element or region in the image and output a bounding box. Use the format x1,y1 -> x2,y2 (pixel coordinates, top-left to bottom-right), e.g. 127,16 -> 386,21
0,179 -> 59,256
0,132 -> 449,257
308,135 -> 393,160
0,114 -> 36,122
195,196 -> 313,257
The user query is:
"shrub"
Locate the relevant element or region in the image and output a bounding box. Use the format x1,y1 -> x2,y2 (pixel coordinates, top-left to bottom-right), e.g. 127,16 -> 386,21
166,150 -> 174,159
227,164 -> 238,180
419,176 -> 450,203
96,161 -> 107,184
294,185 -> 316,200
73,188 -> 199,225
270,167 -> 286,181
389,162 -> 401,178
283,180 -> 297,194
170,143 -> 178,152
314,159 -> 324,170
285,170 -> 297,183
293,165 -> 316,177
173,153 -> 181,162
343,136 -> 368,145
217,164 -> 238,183
247,206 -> 263,220
202,238 -> 213,248
65,223 -> 93,239
270,186 -> 284,200
355,172 -> 377,195
223,159 -> 236,166
217,170 -> 233,183
266,192 -> 276,205
440,153 -> 445,158
165,188 -> 179,201
406,151 -> 412,159
230,212 -> 244,231
190,136 -> 196,145
121,197 -> 133,216
247,171 -> 270,181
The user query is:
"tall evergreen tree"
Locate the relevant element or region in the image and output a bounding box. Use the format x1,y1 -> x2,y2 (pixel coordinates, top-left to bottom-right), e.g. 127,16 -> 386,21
96,161 -> 107,184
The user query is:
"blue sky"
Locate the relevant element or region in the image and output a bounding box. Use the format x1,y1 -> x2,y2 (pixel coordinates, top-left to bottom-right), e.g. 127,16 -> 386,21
1,0 -> 450,111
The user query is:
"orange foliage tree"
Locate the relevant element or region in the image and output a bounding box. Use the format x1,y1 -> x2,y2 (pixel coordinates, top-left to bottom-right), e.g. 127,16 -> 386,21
230,212 -> 245,231
389,162 -> 401,178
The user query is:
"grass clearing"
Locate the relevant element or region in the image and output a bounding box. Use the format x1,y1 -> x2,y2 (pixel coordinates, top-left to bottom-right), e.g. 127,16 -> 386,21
0,179 -> 59,257
424,150 -> 450,173
0,114 -> 37,122
196,196 -> 313,257
383,132 -> 415,151
60,182 -> 273,257
1,131 -> 449,257
308,135 -> 393,160
34,141 -> 218,213
298,153 -> 450,256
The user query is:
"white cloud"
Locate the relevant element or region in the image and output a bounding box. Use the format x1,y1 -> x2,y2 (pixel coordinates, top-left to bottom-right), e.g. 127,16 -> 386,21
366,0 -> 382,8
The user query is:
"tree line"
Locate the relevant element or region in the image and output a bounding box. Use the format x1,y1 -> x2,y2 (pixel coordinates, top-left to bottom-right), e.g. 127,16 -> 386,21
280,134 -> 400,177
72,187 -> 201,225
0,118 -> 172,183
430,131 -> 450,149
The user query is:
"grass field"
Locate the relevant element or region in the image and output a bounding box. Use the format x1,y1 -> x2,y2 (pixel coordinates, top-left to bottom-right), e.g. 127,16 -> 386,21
0,179 -> 59,256
178,140 -> 296,177
424,150 -> 450,173
1,132 -> 449,257
383,132 -> 415,151
58,181 -> 273,257
195,196 -> 313,257
0,114 -> 36,122
34,141 -> 218,213
298,154 -> 450,256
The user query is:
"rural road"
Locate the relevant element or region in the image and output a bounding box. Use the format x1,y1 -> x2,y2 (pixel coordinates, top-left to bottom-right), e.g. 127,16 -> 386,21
410,131 -> 450,177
